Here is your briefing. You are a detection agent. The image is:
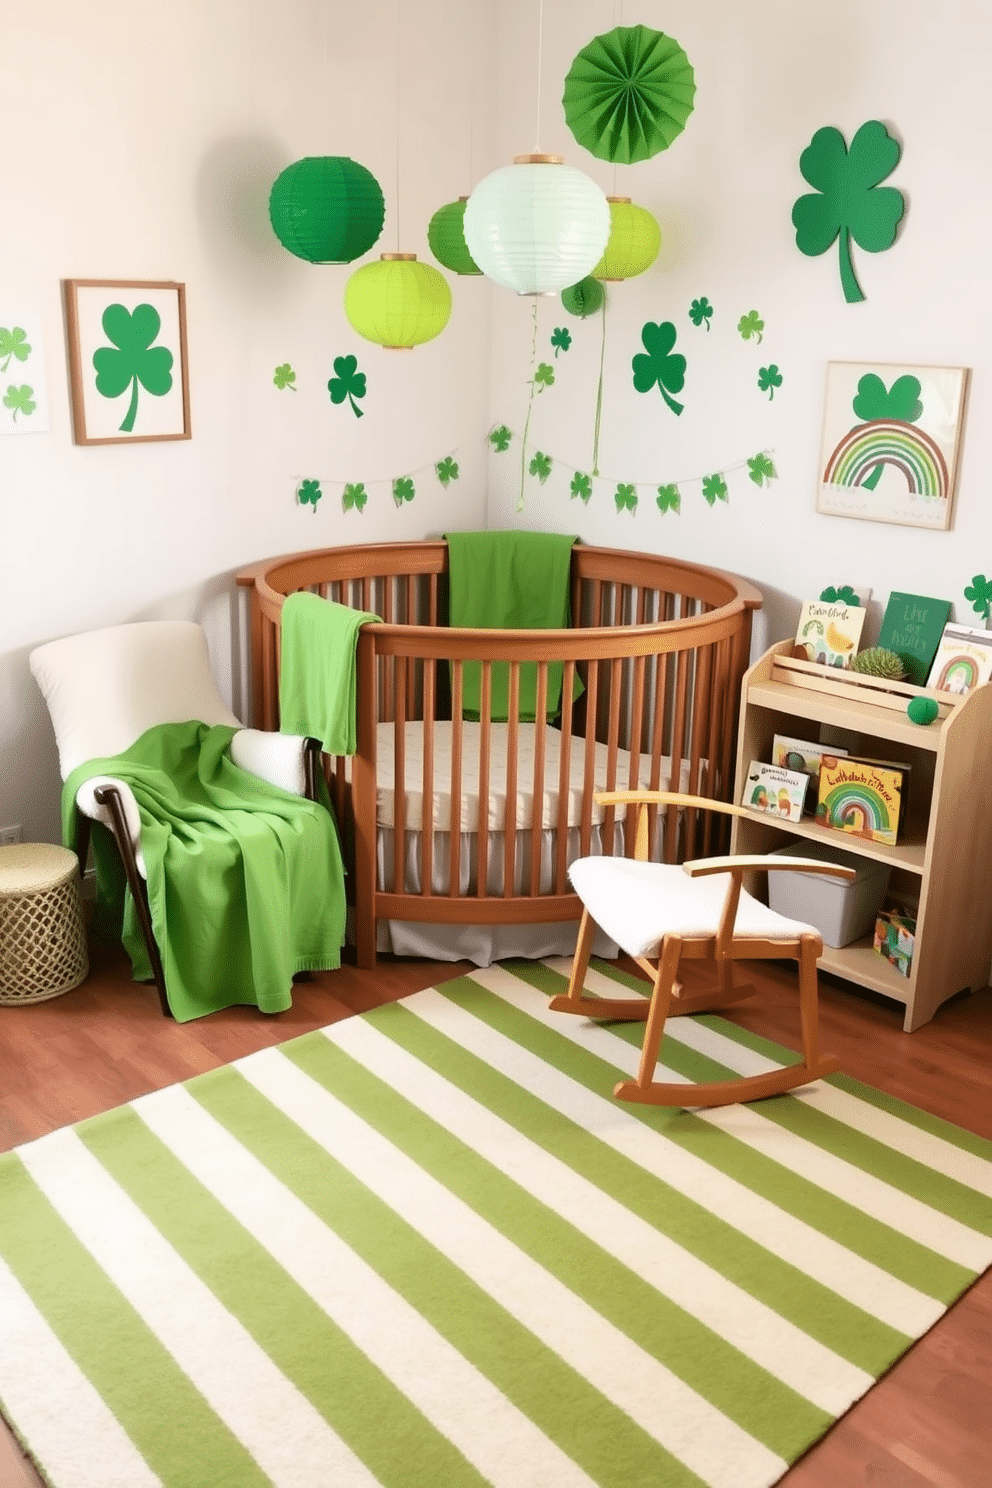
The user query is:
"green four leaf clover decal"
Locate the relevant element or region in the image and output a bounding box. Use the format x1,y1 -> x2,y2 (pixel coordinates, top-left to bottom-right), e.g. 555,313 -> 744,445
343,482 -> 368,512
297,478 -> 322,512
747,452 -> 777,487
0,327 -> 31,372
273,363 -> 297,391
435,457 -> 459,487
550,327 -> 572,357
615,483 -> 638,513
758,364 -> 783,400
92,303 -> 174,433
488,425 -> 512,452
656,483 -> 680,514
3,384 -> 35,421
792,120 -> 905,303
392,476 -> 416,505
701,474 -> 728,506
631,322 -> 686,416
328,354 -> 366,418
964,575 -> 992,622
737,310 -> 764,344
570,471 -> 593,503
689,297 -> 713,331
529,451 -> 552,483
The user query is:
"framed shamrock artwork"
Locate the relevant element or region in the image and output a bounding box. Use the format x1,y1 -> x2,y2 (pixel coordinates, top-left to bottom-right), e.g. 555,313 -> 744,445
817,361 -> 969,530
63,279 -> 191,445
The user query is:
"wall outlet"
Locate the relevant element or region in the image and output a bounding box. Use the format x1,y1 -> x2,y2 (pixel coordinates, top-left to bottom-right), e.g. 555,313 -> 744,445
0,824 -> 23,847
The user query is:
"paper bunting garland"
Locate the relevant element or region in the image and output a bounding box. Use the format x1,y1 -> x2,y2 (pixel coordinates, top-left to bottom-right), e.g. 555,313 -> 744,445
562,25 -> 696,165
293,448 -> 459,516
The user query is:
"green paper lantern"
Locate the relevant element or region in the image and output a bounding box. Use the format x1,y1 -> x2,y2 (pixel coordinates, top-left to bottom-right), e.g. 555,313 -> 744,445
268,156 -> 385,264
562,24 -> 695,165
592,197 -> 661,281
561,276 -> 605,317
344,254 -> 452,349
427,197 -> 481,275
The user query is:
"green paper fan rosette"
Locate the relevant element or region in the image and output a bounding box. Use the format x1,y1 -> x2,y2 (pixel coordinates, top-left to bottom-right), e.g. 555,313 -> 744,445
562,24 -> 696,165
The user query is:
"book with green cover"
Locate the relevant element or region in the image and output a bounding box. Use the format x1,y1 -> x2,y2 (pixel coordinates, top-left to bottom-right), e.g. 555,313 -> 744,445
875,592 -> 952,686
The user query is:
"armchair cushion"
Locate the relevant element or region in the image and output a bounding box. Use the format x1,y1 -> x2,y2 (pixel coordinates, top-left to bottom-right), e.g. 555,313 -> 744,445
229,728 -> 308,797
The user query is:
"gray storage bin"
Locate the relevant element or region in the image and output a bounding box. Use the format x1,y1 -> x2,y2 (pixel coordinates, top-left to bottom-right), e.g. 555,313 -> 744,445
767,839 -> 891,948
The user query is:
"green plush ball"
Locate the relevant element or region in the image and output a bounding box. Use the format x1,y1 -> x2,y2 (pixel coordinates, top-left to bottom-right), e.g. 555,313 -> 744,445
907,696 -> 939,726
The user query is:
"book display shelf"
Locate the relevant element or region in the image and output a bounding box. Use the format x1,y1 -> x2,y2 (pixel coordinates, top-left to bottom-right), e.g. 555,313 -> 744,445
731,641 -> 992,1031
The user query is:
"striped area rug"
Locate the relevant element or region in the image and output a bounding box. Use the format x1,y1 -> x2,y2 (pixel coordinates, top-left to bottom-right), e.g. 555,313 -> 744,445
1,957 -> 991,1488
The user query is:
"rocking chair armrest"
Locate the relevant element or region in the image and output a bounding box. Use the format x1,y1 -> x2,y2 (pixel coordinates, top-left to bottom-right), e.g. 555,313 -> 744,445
593,789 -> 750,819
684,855 -> 858,881
75,776 -> 148,876
229,728 -> 322,799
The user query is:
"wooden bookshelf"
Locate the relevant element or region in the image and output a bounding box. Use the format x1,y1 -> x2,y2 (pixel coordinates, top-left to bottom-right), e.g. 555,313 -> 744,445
731,641 -> 992,1030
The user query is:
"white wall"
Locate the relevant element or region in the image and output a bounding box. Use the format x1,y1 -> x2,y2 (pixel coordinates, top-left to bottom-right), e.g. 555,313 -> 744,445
485,0 -> 992,662
1,0 -> 496,842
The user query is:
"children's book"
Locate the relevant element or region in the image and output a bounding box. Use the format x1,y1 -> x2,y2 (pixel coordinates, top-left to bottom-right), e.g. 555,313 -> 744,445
742,761 -> 810,823
792,600 -> 866,668
815,755 -> 908,846
875,592 -> 952,685
772,734 -> 849,814
925,622 -> 992,694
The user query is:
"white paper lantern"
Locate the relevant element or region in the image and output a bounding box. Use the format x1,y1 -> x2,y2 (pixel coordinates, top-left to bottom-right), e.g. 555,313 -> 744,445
464,153 -> 611,295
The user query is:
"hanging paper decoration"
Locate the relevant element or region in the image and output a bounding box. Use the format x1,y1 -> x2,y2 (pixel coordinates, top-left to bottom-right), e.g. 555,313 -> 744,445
570,472 -> 593,503
488,424 -> 512,451
738,310 -> 764,343
273,363 -> 297,391
392,476 -> 416,505
529,452 -> 552,483
689,297 -> 713,331
748,453 -> 777,486
631,321 -> 686,416
345,255 -> 452,348
327,354 -> 367,417
792,121 -> 905,304
562,25 -> 695,165
342,482 -> 368,513
592,198 -> 661,281
268,157 -> 385,264
615,482 -> 638,513
297,478 -> 323,513
463,155 -> 610,295
701,474 -> 728,505
758,365 -> 783,400
550,327 -> 571,356
435,457 -> 459,486
656,484 -> 681,514
427,198 -> 481,275
560,277 -> 605,318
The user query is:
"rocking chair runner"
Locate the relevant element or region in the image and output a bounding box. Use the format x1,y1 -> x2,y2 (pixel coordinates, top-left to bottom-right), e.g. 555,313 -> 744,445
551,790 -> 855,1108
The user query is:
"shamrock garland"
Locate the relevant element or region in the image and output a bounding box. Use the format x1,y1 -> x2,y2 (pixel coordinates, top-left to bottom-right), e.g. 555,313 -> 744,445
292,448 -> 460,515
297,478 -> 322,513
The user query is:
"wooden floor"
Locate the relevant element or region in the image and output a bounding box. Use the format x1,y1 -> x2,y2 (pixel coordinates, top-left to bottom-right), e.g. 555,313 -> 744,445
1,942 -> 990,1488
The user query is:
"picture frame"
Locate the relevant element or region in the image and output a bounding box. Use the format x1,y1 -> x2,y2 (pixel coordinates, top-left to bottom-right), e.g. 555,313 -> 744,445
63,279 -> 191,445
817,360 -> 969,530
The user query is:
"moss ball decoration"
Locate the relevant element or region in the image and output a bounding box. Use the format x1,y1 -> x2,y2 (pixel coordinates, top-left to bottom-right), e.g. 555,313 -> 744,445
907,696 -> 939,726
849,647 -> 906,680
561,276 -> 605,317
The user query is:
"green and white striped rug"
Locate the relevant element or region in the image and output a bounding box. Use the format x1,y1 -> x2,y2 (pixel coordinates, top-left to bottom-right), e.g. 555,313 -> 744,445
2,958 -> 991,1488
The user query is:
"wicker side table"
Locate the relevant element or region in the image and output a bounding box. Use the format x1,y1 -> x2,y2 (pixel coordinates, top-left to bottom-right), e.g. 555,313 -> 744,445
0,844 -> 89,1005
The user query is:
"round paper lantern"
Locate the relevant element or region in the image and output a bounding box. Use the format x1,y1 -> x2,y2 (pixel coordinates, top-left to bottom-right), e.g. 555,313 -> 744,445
561,276 -> 605,317
463,154 -> 611,295
268,156 -> 385,264
344,254 -> 452,348
427,197 -> 481,275
592,197 -> 661,281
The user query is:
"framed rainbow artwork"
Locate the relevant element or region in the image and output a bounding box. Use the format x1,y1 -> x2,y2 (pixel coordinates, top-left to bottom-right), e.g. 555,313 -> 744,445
817,361 -> 969,530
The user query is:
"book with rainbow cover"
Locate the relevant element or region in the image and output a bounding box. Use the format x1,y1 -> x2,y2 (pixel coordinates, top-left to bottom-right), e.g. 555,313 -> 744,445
925,622 -> 992,694
815,755 -> 907,846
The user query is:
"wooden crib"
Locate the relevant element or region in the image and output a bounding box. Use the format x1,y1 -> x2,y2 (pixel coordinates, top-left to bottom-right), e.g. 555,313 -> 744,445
236,541 -> 762,967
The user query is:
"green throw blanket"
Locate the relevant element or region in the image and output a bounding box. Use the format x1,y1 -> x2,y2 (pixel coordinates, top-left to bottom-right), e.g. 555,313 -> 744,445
278,591 -> 380,755
445,529 -> 581,720
63,722 -> 346,1023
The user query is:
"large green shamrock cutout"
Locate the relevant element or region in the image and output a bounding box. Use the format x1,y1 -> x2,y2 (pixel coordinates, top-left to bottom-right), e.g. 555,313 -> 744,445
570,471 -> 593,503
328,354 -> 366,418
656,483 -> 680,513
820,585 -> 860,607
758,364 -> 783,400
631,321 -> 685,416
297,478 -> 322,512
851,372 -> 923,489
92,303 -> 173,433
343,482 -> 368,512
737,310 -> 764,344
529,451 -> 552,483
747,452 -> 777,487
392,477 -> 416,505
0,327 -> 31,372
689,297 -> 713,331
791,121 -> 905,303
435,457 -> 459,487
488,424 -> 512,452
964,574 -> 992,622
550,327 -> 572,357
615,483 -> 638,513
701,474 -> 728,506
273,363 -> 297,391
533,362 -> 555,391
3,384 -> 35,421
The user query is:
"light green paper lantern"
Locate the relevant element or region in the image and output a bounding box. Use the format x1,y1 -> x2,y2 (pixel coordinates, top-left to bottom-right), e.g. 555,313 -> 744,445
344,254 -> 452,348
268,156 -> 385,264
592,197 -> 661,281
427,197 -> 481,275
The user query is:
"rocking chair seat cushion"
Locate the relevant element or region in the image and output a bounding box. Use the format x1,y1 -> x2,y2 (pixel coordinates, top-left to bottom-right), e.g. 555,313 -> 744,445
568,855 -> 820,959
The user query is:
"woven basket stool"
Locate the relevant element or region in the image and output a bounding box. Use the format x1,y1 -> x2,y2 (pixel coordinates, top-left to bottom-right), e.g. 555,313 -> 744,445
0,843 -> 89,1005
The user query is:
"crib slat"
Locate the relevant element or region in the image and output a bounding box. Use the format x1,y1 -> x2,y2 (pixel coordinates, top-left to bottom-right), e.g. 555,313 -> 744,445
476,663 -> 492,900
421,664 -> 435,898
555,659 -> 575,894
449,664 -> 463,899
602,657 -> 623,851
529,664 -> 549,897
579,661 -> 599,859
503,665 -> 521,898
353,629 -> 379,969
393,660 -> 408,907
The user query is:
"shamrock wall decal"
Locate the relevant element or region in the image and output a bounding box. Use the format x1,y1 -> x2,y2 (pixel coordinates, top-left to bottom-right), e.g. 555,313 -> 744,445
529,451 -> 552,483
701,474 -> 728,506
392,476 -> 416,505
0,327 -> 31,373
435,457 -> 459,487
747,452 -> 777,487
550,327 -> 572,357
656,483 -> 680,514
533,361 -> 555,391
964,574 -> 992,622
328,354 -> 366,418
297,478 -> 322,513
737,310 -> 764,344
792,120 -> 905,303
3,384 -> 35,421
488,424 -> 512,452
92,303 -> 174,433
819,585 -> 860,607
273,363 -> 297,391
615,483 -> 638,513
342,482 -> 368,512
631,321 -> 686,416
570,471 -> 593,503
758,364 -> 783,400
688,297 -> 713,331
